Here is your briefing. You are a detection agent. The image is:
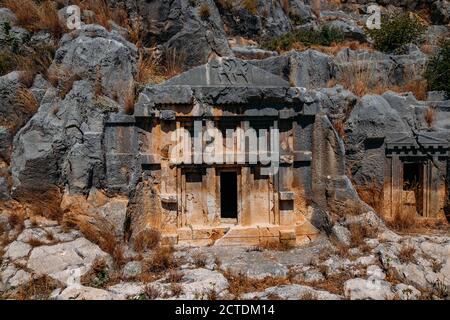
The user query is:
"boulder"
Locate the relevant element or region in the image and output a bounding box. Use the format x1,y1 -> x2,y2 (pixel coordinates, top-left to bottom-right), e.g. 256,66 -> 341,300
394,283 -> 421,300
134,0 -> 232,69
3,241 -> 32,261
122,261 -> 143,279
215,0 -> 294,38
344,278 -> 394,300
250,50 -> 334,89
26,237 -> 110,285
345,94 -> 409,184
11,80 -> 112,198
243,284 -> 342,300
54,24 -> 138,102
331,225 -> 351,246
107,282 -> 145,298
53,285 -> 125,300
177,268 -> 229,299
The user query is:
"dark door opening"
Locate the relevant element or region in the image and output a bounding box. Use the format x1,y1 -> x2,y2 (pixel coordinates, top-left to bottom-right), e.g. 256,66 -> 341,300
403,162 -> 424,216
220,172 -> 238,220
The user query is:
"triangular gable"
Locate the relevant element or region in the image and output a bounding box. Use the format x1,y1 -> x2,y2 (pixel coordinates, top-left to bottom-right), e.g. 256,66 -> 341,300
163,57 -> 290,87
385,133 -> 416,147
417,132 -> 449,146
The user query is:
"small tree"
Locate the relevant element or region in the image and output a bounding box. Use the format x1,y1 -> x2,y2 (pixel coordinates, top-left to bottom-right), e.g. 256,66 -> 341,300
367,13 -> 425,53
425,40 -> 450,98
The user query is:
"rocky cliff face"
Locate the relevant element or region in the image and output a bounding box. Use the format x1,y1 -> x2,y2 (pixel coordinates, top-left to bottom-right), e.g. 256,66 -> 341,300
0,0 -> 449,300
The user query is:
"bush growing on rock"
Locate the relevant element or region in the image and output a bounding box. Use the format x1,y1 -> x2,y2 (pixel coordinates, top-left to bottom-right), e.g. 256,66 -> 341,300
262,26 -> 345,52
367,13 -> 425,53
425,40 -> 450,98
199,4 -> 211,20
242,0 -> 259,14
3,0 -> 66,38
133,228 -> 161,253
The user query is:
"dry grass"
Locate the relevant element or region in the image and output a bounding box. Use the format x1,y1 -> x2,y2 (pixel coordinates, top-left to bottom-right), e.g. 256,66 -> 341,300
10,275 -> 62,300
256,240 -> 295,251
123,81 -> 136,115
143,284 -> 160,300
349,223 -> 374,248
192,252 -> 207,268
126,17 -> 144,47
16,87 -> 39,115
166,270 -> 183,283
170,283 -> 183,297
162,47 -> 186,78
431,259 -> 442,273
3,0 -> 66,38
299,291 -> 318,300
47,65 -> 82,98
8,212 -> 25,231
80,258 -> 112,289
387,208 -> 417,232
17,188 -> 63,222
222,271 -> 289,298
79,0 -> 124,31
280,0 -> 290,15
401,78 -> 428,100
14,45 -> 56,86
143,245 -> 178,274
198,4 -> 211,20
62,212 -> 125,268
135,51 -> 168,84
311,0 -> 321,19
424,106 -> 436,127
398,244 -> 416,264
354,177 -> 383,213
242,0 -> 258,14
133,228 -> 161,253
332,54 -> 428,99
27,237 -> 45,247
207,288 -> 218,300
293,40 -> 372,56
331,119 -> 346,140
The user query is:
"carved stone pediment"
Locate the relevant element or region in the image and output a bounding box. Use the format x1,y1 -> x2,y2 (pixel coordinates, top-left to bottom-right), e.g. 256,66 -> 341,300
385,132 -> 449,157
163,57 -> 290,87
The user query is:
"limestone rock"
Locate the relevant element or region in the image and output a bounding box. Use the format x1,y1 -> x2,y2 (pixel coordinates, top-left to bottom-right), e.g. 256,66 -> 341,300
53,285 -> 125,300
122,261 -> 142,279
177,268 -> 229,299
54,24 -> 137,101
331,225 -> 351,246
27,237 -> 110,285
344,278 -> 394,300
243,284 -> 342,300
215,0 -> 294,38
3,241 -> 32,261
394,284 -> 421,300
107,282 -> 145,298
134,0 -> 232,69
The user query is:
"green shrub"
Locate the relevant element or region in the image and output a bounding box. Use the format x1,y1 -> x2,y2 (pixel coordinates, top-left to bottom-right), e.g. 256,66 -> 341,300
262,26 -> 345,52
425,40 -> 450,98
367,13 -> 425,53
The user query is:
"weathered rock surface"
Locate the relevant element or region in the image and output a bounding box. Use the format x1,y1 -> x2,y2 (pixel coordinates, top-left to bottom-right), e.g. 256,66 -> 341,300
243,284 -> 342,300
26,237 -> 110,284
53,285 -> 125,300
344,278 -> 394,300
